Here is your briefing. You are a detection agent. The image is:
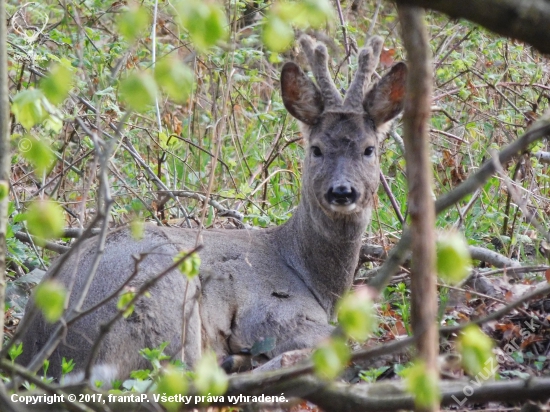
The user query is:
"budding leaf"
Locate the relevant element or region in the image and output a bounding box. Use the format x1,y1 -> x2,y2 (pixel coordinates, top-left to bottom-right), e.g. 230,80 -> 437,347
117,288 -> 136,318
119,72 -> 157,112
156,366 -> 188,412
262,15 -> 294,53
40,62 -> 74,105
0,181 -> 8,200
275,0 -> 333,29
34,280 -> 67,323
194,352 -> 228,397
130,219 -> 144,240
437,231 -> 472,284
175,251 -> 201,279
25,199 -> 65,244
312,338 -> 350,380
11,89 -> 47,130
117,4 -> 150,43
403,360 -> 441,408
458,325 -> 496,376
337,289 -> 376,342
21,136 -> 54,176
154,57 -> 194,103
262,0 -> 333,53
175,0 -> 227,51
301,0 -> 334,27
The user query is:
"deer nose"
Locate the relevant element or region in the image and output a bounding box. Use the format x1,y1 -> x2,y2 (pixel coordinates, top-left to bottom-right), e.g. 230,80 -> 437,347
326,184 -> 358,205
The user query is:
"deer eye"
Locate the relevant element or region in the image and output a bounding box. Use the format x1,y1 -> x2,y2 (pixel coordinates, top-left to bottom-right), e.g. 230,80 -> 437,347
311,146 -> 323,157
364,146 -> 375,156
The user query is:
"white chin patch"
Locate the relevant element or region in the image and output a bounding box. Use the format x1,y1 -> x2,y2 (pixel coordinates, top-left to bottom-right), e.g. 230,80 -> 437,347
329,203 -> 357,214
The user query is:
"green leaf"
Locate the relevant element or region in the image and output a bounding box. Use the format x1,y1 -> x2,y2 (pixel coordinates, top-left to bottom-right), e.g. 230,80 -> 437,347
119,72 -> 157,112
436,231 -> 472,284
130,219 -> 144,240
154,57 -> 194,103
156,366 -> 188,412
262,15 -> 294,53
40,63 -> 74,105
0,181 -> 8,200
358,366 -> 390,383
117,288 -> 136,318
140,342 -> 170,364
43,359 -> 50,376
458,325 -> 496,376
403,360 -> 441,408
337,288 -> 376,342
25,199 -> 65,244
174,251 -> 201,279
117,4 -> 151,43
301,0 -> 334,27
250,336 -> 276,356
34,280 -> 67,323
275,0 -> 333,29
9,343 -> 23,362
11,89 -> 47,130
130,369 -> 152,380
175,0 -> 228,51
20,136 -> 54,176
312,338 -> 350,380
194,352 -> 228,397
61,357 -> 75,376
42,112 -> 64,133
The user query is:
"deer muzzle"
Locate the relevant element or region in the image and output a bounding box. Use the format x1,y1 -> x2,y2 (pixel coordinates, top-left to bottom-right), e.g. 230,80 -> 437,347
326,184 -> 358,213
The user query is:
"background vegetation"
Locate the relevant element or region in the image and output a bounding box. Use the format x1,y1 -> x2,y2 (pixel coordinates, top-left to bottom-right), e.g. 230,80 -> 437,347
1,0 -> 550,410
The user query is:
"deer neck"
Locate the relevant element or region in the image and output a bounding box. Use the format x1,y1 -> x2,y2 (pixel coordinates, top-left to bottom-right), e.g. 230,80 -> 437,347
275,197 -> 370,319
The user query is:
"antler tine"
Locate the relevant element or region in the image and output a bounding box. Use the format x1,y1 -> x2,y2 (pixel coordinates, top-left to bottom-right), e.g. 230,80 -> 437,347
343,36 -> 383,110
299,35 -> 343,109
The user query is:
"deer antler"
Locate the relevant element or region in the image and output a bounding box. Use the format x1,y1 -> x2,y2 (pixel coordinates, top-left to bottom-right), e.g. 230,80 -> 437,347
343,36 -> 383,110
299,35 -> 343,109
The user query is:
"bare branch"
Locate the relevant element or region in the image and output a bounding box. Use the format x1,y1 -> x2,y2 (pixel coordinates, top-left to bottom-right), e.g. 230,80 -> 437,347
395,0 -> 550,55
300,375 -> 550,412
0,0 -> 11,356
534,150 -> 550,164
163,190 -> 244,221
468,246 -> 521,268
14,231 -> 70,254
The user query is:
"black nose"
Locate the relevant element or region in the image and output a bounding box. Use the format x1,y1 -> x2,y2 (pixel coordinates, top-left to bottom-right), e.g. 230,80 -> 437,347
326,184 -> 358,206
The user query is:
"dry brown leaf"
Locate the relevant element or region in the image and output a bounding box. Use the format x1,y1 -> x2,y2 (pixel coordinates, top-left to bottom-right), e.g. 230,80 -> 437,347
290,401 -> 322,412
520,334 -> 544,349
380,48 -> 396,68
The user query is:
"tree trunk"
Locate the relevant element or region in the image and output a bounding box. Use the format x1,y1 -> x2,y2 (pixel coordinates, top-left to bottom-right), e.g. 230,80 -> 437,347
398,5 -> 439,412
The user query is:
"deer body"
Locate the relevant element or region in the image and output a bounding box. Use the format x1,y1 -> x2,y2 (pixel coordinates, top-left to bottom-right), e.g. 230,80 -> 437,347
18,36 -> 407,380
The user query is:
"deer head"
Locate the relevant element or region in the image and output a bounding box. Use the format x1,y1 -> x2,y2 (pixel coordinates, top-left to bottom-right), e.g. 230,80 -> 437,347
281,36 -> 407,228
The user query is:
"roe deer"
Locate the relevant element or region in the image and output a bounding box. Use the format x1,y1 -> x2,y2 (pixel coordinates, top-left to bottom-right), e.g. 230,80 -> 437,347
17,35 -> 407,380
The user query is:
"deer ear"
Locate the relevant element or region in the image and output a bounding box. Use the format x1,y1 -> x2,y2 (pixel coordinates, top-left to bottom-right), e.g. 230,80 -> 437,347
281,62 -> 324,125
363,62 -> 408,127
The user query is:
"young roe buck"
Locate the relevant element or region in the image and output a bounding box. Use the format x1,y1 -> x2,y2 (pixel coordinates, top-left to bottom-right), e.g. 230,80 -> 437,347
18,35 -> 407,379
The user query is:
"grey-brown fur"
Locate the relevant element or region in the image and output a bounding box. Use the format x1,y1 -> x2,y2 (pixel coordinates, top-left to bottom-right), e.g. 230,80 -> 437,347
17,36 -> 407,379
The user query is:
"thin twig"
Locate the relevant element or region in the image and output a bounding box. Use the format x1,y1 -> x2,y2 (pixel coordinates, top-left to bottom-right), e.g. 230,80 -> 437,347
492,151 -> 550,243
160,190 -> 244,221
379,172 -> 405,224
83,246 -> 202,381
196,67 -> 235,242
335,0 -> 350,64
